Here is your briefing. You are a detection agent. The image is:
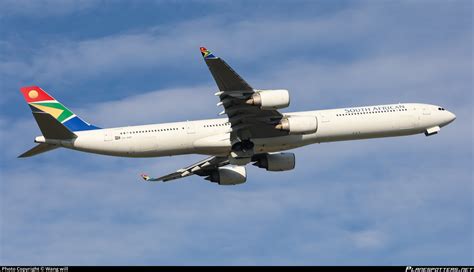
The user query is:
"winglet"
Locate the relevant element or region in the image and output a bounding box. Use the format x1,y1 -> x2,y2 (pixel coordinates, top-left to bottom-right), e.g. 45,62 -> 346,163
140,174 -> 151,181
200,47 -> 217,59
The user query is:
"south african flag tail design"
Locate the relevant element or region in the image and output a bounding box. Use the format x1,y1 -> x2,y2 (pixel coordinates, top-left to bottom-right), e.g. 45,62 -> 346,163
200,47 -> 217,60
20,86 -> 100,132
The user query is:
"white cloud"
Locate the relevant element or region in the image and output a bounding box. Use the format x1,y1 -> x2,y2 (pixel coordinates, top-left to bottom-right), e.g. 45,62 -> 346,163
0,3 -> 416,84
255,41 -> 471,111
78,86 -> 218,127
1,146 -> 471,264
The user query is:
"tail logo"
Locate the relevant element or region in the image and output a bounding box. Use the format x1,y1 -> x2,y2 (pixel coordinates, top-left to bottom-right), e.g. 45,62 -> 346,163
30,102 -> 74,122
200,47 -> 217,59
29,90 -> 39,99
20,86 -> 100,131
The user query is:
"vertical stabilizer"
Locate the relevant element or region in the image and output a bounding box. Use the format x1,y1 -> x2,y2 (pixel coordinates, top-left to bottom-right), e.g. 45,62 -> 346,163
20,86 -> 100,131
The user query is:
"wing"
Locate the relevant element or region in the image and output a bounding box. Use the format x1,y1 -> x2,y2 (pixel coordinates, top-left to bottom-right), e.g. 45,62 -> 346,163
140,156 -> 229,182
200,47 -> 287,140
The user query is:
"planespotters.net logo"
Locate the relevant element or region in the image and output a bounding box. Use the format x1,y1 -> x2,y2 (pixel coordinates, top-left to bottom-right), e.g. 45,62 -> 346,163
406,267 -> 474,272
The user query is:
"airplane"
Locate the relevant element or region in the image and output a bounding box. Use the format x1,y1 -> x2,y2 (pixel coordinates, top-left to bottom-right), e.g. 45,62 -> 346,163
19,47 -> 456,185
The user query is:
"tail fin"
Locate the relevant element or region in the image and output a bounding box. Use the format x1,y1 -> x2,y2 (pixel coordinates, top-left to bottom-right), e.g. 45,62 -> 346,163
20,86 -> 100,132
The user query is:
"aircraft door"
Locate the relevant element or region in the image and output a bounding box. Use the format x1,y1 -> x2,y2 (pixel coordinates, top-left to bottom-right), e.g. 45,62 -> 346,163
320,113 -> 330,123
104,129 -> 122,142
104,130 -> 113,141
186,121 -> 195,134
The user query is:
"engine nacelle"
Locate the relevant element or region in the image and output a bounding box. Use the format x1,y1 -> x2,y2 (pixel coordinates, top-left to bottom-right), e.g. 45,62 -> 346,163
275,115 -> 318,135
253,152 -> 295,171
206,165 -> 247,185
246,89 -> 290,110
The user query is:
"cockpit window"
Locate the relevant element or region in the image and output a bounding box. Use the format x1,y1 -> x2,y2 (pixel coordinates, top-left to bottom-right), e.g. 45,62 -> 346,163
438,107 -> 445,111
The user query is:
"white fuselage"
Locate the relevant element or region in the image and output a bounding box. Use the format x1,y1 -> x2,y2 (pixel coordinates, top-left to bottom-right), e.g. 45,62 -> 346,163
37,103 -> 456,158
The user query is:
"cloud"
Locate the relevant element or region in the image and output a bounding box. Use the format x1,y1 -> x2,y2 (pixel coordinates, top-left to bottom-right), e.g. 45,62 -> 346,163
2,1 -> 470,107
1,141 -> 471,264
253,39 -> 471,112
0,3 -> 414,84
77,86 -> 218,127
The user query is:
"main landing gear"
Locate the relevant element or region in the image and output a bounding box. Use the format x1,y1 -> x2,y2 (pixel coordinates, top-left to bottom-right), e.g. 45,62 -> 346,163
231,140 -> 254,152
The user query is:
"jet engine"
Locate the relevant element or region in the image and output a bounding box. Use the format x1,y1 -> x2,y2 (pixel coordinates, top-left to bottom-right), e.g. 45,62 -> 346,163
206,165 -> 247,185
246,89 -> 290,110
253,152 -> 295,171
275,115 -> 318,135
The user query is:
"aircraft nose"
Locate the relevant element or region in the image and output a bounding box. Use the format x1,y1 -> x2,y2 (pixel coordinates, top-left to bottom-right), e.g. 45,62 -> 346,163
444,111 -> 456,125
448,111 -> 456,121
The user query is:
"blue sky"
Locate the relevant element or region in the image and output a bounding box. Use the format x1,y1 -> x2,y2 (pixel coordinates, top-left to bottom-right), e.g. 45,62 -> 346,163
0,0 -> 472,265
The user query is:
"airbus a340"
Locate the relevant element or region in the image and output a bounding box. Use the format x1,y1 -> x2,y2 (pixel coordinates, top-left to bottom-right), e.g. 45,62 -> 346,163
19,47 -> 456,185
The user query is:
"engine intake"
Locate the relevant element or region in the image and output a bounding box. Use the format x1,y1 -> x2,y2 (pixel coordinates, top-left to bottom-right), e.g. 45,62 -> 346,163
253,152 -> 295,171
246,89 -> 290,110
275,115 -> 318,135
206,165 -> 247,185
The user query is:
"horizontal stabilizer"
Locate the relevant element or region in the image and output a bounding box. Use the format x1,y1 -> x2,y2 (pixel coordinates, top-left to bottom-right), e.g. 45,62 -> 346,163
18,143 -> 59,158
33,112 -> 77,140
